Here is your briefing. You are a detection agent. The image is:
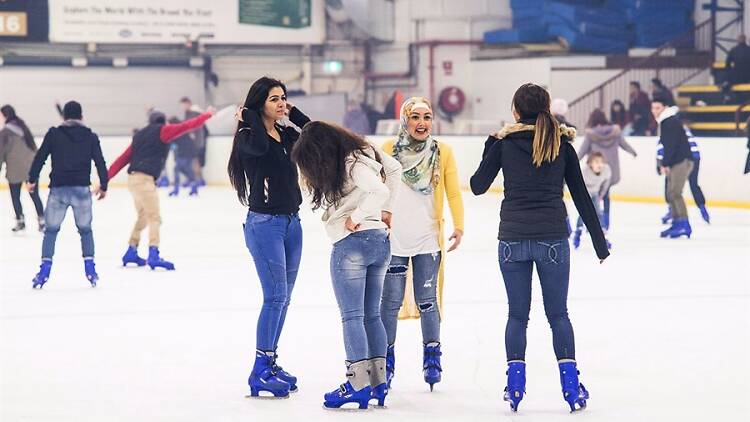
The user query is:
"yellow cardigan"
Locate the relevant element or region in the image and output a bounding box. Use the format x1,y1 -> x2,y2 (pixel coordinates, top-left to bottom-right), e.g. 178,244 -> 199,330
381,139 -> 465,320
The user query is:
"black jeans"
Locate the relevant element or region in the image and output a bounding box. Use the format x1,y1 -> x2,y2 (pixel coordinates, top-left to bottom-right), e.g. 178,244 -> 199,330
498,239 -> 575,361
663,158 -> 705,207
9,183 -> 44,219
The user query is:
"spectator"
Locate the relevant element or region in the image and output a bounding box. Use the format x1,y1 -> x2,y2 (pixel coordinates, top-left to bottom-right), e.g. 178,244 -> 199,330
629,81 -> 653,135
610,100 -> 628,130
551,98 -> 576,128
577,108 -> 637,230
343,99 -> 371,135
723,35 -> 750,103
651,78 -> 675,108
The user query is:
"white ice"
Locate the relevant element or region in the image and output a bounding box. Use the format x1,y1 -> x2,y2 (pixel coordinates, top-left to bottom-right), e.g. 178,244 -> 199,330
1,187 -> 749,422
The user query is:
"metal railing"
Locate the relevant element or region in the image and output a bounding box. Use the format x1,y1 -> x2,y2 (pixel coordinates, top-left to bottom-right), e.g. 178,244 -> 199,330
567,18 -> 714,129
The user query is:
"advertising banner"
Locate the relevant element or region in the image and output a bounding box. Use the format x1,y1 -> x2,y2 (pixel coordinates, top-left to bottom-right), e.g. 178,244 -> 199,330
48,0 -> 324,44
0,0 -> 49,42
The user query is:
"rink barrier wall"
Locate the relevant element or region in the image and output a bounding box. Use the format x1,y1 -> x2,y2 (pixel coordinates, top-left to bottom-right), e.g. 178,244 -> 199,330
3,135 -> 749,208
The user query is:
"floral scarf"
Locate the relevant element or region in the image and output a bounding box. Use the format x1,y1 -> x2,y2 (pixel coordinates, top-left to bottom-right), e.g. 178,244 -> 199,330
392,97 -> 440,195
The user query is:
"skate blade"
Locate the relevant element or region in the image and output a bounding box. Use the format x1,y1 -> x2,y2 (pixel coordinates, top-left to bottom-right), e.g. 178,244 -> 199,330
322,404 -> 371,412
370,404 -> 388,410
245,393 -> 289,400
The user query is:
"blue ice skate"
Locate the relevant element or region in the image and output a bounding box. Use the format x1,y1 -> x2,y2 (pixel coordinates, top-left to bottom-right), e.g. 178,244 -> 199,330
385,344 -> 395,389
271,351 -> 297,392
323,382 -> 371,410
32,260 -> 52,289
122,246 -> 146,267
423,342 -> 442,391
247,350 -> 290,399
559,361 -> 589,412
503,361 -> 526,412
147,246 -> 175,271
84,258 -> 98,287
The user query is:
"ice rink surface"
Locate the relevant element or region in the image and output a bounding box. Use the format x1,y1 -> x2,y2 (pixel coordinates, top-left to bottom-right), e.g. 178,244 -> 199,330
1,187 -> 748,422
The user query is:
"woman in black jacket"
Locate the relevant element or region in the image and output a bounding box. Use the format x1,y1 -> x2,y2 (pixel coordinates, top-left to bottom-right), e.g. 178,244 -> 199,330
228,77 -> 310,399
471,83 -> 609,413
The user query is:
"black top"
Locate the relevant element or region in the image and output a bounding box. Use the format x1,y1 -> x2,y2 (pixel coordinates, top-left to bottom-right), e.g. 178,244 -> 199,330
658,115 -> 692,168
470,123 -> 609,260
238,106 -> 310,215
128,123 -> 171,180
28,122 -> 109,190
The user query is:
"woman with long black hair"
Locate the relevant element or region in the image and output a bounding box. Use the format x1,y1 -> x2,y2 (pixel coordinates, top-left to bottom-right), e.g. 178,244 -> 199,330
0,105 -> 44,232
292,121 -> 401,410
471,83 -> 609,413
228,77 -> 309,399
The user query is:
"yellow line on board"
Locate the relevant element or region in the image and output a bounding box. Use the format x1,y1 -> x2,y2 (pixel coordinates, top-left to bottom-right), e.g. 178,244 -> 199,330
2,184 -> 749,209
677,84 -> 750,93
689,122 -> 748,130
684,105 -> 750,113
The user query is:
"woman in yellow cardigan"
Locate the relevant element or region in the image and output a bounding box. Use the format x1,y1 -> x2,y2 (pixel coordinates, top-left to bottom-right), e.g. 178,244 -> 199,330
380,97 -> 464,391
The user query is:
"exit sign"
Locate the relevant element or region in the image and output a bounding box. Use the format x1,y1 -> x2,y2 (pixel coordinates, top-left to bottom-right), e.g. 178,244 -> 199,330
0,12 -> 28,37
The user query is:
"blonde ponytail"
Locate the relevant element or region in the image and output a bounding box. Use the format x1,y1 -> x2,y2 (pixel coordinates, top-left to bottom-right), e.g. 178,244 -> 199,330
532,111 -> 561,167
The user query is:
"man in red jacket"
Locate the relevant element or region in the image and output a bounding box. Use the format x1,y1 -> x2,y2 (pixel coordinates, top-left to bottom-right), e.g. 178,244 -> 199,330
108,107 -> 214,270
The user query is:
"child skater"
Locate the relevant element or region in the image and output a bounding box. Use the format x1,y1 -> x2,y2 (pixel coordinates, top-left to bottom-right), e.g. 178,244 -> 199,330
108,107 -> 214,270
379,97 -> 464,391
228,77 -> 310,399
470,83 -> 609,413
27,101 -> 109,288
292,121 -> 402,410
572,152 -> 612,250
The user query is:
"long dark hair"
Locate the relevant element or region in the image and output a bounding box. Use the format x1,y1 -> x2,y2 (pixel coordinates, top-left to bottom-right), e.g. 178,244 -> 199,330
586,108 -> 610,128
291,121 -> 384,211
227,77 -> 287,206
1,105 -> 37,152
512,83 -> 560,167
610,100 -> 627,127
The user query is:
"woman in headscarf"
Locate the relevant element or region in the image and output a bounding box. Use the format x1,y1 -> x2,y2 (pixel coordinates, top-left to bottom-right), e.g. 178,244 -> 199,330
379,97 -> 464,391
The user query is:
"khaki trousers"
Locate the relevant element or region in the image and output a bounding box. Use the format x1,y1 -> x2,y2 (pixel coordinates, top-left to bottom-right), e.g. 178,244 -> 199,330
667,159 -> 694,219
127,172 -> 161,247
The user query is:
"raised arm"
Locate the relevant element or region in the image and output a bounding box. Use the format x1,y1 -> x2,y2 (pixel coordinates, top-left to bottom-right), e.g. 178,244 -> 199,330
288,106 -> 311,129
160,111 -> 213,143
563,143 -> 609,260
470,135 -> 503,195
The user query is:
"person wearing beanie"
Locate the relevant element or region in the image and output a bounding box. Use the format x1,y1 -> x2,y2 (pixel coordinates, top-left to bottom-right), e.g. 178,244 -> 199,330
107,106 -> 215,270
27,101 -> 109,288
651,95 -> 693,239
550,98 -> 575,129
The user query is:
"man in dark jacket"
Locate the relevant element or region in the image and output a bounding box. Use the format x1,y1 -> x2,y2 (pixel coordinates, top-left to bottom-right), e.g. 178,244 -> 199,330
27,101 -> 108,288
652,95 -> 693,239
107,107 -> 214,270
723,35 -> 750,102
180,97 -> 208,186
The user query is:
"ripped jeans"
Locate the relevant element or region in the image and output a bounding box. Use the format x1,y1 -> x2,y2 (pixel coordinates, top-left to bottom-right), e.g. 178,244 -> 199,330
381,252 -> 442,345
498,239 -> 575,361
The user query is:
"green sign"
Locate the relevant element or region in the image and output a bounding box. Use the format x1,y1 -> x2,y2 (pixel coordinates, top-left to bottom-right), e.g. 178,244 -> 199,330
238,0 -> 311,29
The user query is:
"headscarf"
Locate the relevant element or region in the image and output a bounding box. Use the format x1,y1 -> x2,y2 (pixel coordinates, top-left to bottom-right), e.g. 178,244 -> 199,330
392,97 -> 440,195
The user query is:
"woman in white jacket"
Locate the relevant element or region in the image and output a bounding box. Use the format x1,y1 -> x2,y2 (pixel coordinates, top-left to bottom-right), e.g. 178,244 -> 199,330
292,121 -> 402,410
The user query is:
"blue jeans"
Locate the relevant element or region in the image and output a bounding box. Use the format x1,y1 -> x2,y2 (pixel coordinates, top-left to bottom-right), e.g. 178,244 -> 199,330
243,211 -> 303,352
498,239 -> 575,361
381,252 -> 442,345
575,194 -> 604,230
330,229 -> 390,362
173,157 -> 195,186
42,187 -> 94,260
